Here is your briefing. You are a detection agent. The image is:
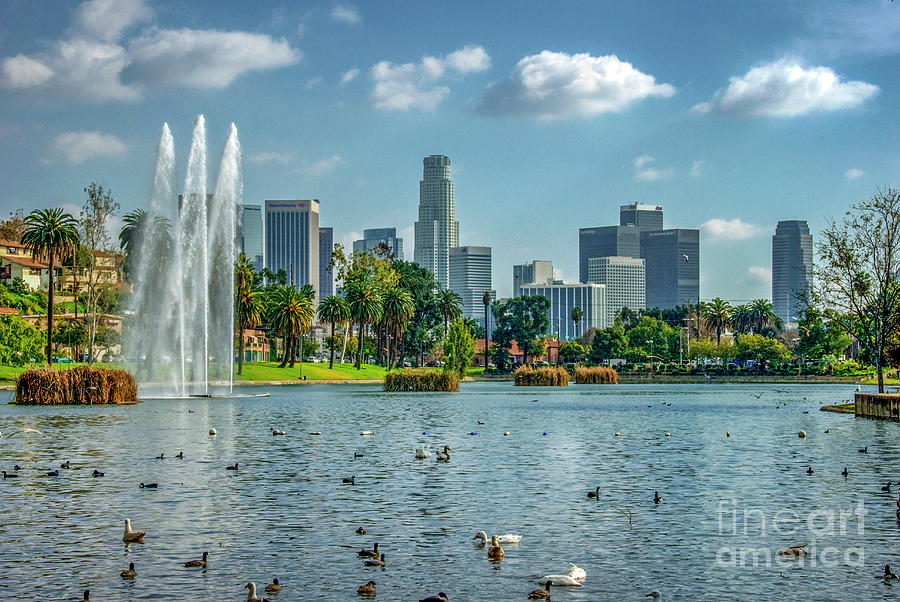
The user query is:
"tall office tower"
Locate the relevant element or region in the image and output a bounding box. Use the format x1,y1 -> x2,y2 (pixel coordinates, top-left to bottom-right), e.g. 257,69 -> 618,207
353,227 -> 405,260
319,227 -> 334,299
520,281 -> 607,340
772,220 -> 813,325
587,256 -> 646,320
264,200 -> 320,301
578,226 -> 640,282
641,229 -> 700,310
449,246 -> 495,322
414,155 -> 459,288
620,203 -> 664,232
237,204 -> 264,273
512,260 -> 554,297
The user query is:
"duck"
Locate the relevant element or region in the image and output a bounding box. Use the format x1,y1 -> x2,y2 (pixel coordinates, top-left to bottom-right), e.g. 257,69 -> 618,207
226,463 -> 239,470
60,461 -> 71,469
244,581 -> 269,602
272,428 -> 286,436
183,551 -> 208,567
566,564 -> 586,581
92,470 -> 105,477
415,447 -> 428,459
841,467 -> 849,477
538,565 -> 586,586
82,590 -> 91,602
882,482 -> 892,492
46,469 -> 59,476
14,465 -> 21,471
354,452 -> 364,458
364,553 -> 386,566
156,453 -> 165,459
2,470 -> 18,478
473,531 -> 522,545
356,527 -> 367,535
357,580 -> 376,595
419,594 -> 449,602
436,445 -> 451,461
644,592 -> 662,601
528,581 -> 552,599
264,578 -> 282,593
806,467 -> 813,475
176,451 -> 184,458
859,447 -> 868,453
777,544 -> 807,557
120,562 -> 136,579
885,565 -> 900,580
587,486 -> 600,499
140,482 -> 158,488
487,535 -> 504,560
343,475 -> 356,484
123,518 -> 146,543
358,542 -> 379,558
654,491 -> 663,504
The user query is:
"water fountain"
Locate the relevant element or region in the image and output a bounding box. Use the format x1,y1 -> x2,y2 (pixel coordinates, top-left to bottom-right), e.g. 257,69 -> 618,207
125,116 -> 241,396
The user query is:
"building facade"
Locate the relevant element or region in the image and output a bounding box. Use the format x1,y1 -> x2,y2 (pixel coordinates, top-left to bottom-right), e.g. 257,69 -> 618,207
414,155 -> 459,288
772,220 -> 813,325
620,203 -> 664,232
353,227 -> 404,260
578,226 -> 640,282
449,246 -> 495,323
512,260 -> 554,298
319,227 -> 334,299
264,200 -> 320,300
520,281 -> 607,340
587,256 -> 646,320
238,204 -> 264,273
641,229 -> 700,309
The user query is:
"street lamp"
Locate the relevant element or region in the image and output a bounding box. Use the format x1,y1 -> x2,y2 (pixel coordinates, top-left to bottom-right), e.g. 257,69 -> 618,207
646,339 -> 653,373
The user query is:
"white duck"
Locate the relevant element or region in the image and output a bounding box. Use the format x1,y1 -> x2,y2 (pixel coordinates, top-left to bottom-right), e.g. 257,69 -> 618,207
123,518 -> 146,543
415,447 -> 428,459
244,581 -> 268,602
538,563 -> 587,586
472,530 -> 522,545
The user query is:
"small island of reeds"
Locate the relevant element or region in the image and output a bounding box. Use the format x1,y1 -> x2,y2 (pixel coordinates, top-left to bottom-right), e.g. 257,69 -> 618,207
574,365 -> 619,384
16,366 -> 138,405
513,365 -> 570,386
384,368 -> 460,392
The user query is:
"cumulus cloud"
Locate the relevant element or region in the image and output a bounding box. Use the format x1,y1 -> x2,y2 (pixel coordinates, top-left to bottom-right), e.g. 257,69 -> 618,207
693,59 -> 878,117
477,50 -> 675,120
0,54 -> 55,89
247,152 -> 291,165
72,0 -> 152,43
632,155 -> 673,182
372,45 -> 490,112
341,67 -> 360,84
689,159 -> 705,178
700,218 -> 768,241
748,266 -> 772,285
844,168 -> 864,181
304,155 -> 344,175
331,4 -> 361,25
50,130 -> 127,164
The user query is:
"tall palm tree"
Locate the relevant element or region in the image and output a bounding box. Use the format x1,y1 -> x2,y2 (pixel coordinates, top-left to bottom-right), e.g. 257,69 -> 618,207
731,304 -> 753,334
21,208 -> 79,364
482,290 -> 492,369
345,276 -> 383,369
570,306 -> 583,340
317,295 -> 350,369
267,285 -> 314,369
380,288 -> 414,369
235,286 -> 264,374
437,288 -> 463,338
748,298 -> 778,334
703,297 -> 733,345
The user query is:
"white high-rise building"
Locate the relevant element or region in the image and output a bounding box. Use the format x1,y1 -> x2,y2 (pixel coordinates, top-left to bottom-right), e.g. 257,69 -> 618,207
588,256 -> 646,321
520,281 -> 607,340
264,199 -> 319,301
414,155 -> 459,288
450,246 -> 495,322
513,260 -> 554,297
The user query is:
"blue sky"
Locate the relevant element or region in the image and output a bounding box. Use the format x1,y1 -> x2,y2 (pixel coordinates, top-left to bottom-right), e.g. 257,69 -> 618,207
0,0 -> 897,300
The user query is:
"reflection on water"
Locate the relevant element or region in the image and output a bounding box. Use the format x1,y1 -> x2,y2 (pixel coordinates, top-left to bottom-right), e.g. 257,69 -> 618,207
0,383 -> 898,600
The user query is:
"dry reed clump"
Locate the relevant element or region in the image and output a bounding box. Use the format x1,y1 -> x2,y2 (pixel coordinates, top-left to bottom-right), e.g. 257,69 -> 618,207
15,366 -> 138,405
574,365 -> 619,384
513,365 -> 570,386
384,368 -> 460,392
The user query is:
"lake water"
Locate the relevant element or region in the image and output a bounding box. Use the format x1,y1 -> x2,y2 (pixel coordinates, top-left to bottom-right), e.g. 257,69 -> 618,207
1,382 -> 899,601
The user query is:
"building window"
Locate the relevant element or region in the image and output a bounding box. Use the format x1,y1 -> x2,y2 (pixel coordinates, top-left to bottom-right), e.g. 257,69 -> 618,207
29,268 -> 41,276
7,247 -> 17,255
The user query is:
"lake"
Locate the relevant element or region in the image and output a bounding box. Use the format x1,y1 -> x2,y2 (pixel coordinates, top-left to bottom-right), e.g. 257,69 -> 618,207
1,382 -> 898,600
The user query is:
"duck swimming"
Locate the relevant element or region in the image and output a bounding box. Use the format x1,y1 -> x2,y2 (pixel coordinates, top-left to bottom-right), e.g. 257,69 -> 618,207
538,564 -> 586,586
183,551 -> 208,567
528,581 -> 552,599
415,447 -> 428,459
226,463 -> 239,470
487,535 -> 504,560
778,544 -> 807,557
356,527 -> 367,535
358,542 -> 379,558
885,565 -> 899,580
82,590 -> 90,602
176,452 -> 184,458
473,531 -> 522,545
244,581 -> 269,602
120,562 -> 136,579
357,580 -> 376,595
436,445 -> 451,461
882,482 -> 892,492
264,578 -> 282,593
364,553 -> 386,567
272,429 -> 286,436
842,467 -> 848,477
587,487 -> 600,499
156,453 -> 165,459
46,469 -> 59,476
2,470 -> 18,478
343,476 -> 356,484
419,594 -> 449,602
654,491 -> 663,504
60,461 -> 70,469
644,592 -> 662,601
123,518 -> 145,543
92,470 -> 104,477
140,482 -> 158,489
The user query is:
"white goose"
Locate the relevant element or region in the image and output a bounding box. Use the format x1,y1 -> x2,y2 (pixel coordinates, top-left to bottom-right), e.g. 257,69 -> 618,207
415,447 -> 428,459
123,518 -> 146,543
472,530 -> 522,545
244,581 -> 268,602
538,563 -> 587,586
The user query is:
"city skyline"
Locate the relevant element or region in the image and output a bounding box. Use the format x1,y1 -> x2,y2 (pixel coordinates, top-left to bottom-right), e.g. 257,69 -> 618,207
0,0 -> 897,301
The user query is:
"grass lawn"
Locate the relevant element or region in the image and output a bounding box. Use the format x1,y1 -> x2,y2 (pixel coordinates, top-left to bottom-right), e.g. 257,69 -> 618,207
236,361 -> 388,382
0,362 -> 120,386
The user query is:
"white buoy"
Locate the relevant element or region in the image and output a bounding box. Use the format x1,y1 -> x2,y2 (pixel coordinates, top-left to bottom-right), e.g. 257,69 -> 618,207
209,428 -> 217,436
798,430 -> 807,438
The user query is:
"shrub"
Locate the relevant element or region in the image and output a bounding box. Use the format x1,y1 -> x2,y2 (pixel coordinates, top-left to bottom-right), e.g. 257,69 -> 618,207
574,365 -> 619,384
514,365 -> 569,386
16,366 -> 138,404
384,368 -> 459,392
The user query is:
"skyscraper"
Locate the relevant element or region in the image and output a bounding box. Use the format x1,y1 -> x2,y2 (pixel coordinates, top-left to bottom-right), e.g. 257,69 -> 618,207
641,229 -> 700,309
520,281 -> 607,340
319,226 -> 334,299
414,155 -> 459,288
264,200 -> 319,300
449,246 -> 494,321
578,226 -> 640,282
513,260 -> 554,297
238,204 -> 264,273
588,256 -> 646,319
353,227 -> 404,260
772,220 -> 813,325
620,203 -> 664,232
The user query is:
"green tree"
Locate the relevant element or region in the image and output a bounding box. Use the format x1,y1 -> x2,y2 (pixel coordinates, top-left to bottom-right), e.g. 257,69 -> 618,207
443,317 -> 475,378
589,326 -> 628,364
380,288 -> 415,369
733,333 -> 791,368
703,297 -> 732,345
626,316 -> 678,362
748,298 -> 781,335
20,207 -> 79,364
730,304 -> 753,334
345,275 -> 383,369
482,290 -> 492,369
436,288 -> 463,338
570,306 -> 583,339
267,285 -> 314,369
52,319 -> 86,358
317,295 -> 351,369
0,314 -> 43,366
689,338 -> 733,362
491,296 -> 550,365
558,340 -> 587,363
0,209 -> 25,241
394,261 -> 441,367
234,253 -> 262,375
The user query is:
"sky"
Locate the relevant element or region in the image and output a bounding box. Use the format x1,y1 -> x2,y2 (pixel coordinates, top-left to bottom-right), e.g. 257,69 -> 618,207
0,0 -> 898,301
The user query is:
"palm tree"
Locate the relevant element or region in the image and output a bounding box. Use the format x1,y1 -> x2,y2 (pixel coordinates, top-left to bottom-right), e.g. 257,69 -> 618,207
235,287 -> 264,375
437,288 -> 463,337
267,285 -> 314,369
317,295 -> 350,369
731,304 -> 753,334
380,288 -> 414,369
703,297 -> 732,345
345,276 -> 383,369
482,290 -> 492,369
748,298 -> 778,335
21,208 -> 79,365
570,306 -> 583,340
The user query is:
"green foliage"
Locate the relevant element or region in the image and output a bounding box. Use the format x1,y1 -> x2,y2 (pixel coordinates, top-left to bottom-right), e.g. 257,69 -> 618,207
513,365 -> 569,386
52,319 -> 86,349
688,338 -> 734,361
797,309 -> 852,359
625,316 -> 678,361
0,315 -> 43,366
589,326 -> 628,363
443,318 -> 475,378
558,340 -> 587,362
0,283 -> 45,314
301,337 -> 319,358
384,368 -> 459,392
733,333 -> 791,364
492,295 -> 551,364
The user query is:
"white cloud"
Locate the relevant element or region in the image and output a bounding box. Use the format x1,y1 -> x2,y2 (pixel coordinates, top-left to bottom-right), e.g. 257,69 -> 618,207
633,154 -> 654,168
693,59 -> 878,117
632,155 -> 673,181
477,50 -> 675,120
73,0 -> 152,43
331,4 -> 361,25
844,167 -> 864,181
247,152 -> 291,165
304,155 -> 344,175
748,266 -> 772,286
371,45 -> 490,112
0,54 -> 54,89
689,159 -> 705,178
306,77 -> 323,90
700,218 -> 768,241
340,230 -> 362,251
50,130 -> 127,164
341,67 -> 360,85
